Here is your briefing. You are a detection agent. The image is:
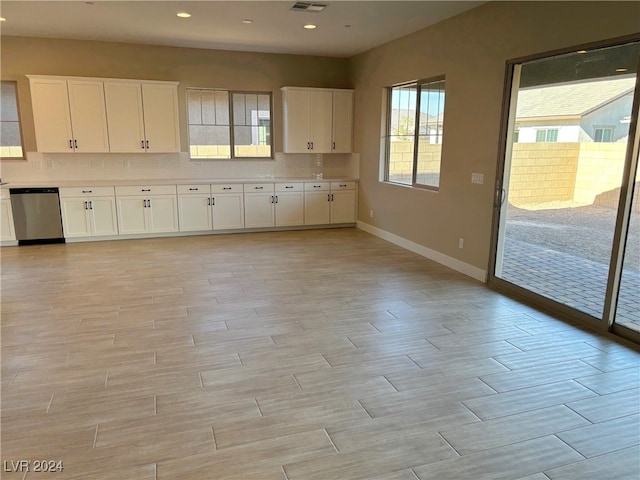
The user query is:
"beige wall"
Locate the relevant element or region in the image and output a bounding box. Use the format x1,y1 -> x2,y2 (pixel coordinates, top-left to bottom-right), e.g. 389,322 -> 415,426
350,1 -> 640,273
0,36 -> 352,181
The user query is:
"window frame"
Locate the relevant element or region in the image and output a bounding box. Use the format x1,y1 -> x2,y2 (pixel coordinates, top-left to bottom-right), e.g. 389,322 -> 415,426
0,81 -> 26,160
384,75 -> 446,191
535,128 -> 559,142
594,126 -> 614,143
186,88 -> 274,160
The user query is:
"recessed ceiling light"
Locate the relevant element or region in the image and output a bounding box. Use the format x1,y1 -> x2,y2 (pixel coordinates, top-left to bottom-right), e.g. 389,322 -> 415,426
616,68 -> 628,72
241,19 -> 253,24
303,24 -> 317,29
577,50 -> 588,54
0,17 -> 6,22
176,12 -> 191,18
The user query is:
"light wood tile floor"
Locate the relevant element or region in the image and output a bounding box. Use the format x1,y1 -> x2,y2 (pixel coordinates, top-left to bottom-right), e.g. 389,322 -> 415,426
1,228 -> 639,479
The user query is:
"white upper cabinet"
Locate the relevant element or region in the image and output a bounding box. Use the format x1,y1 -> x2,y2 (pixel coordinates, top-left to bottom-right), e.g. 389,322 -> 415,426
104,80 -> 180,153
28,76 -> 110,153
282,87 -> 353,154
331,90 -> 354,153
28,75 -> 180,154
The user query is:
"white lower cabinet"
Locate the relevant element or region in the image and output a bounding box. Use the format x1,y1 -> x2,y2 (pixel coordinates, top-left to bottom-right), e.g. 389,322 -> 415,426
304,181 -> 356,225
329,182 -> 357,224
178,184 -> 244,232
115,185 -> 178,235
275,183 -> 304,227
59,187 -> 118,238
1,195 -> 16,241
211,185 -> 244,230
244,183 -> 275,228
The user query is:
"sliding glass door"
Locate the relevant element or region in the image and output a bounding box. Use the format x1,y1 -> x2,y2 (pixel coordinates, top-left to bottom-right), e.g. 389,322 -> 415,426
491,39 -> 640,341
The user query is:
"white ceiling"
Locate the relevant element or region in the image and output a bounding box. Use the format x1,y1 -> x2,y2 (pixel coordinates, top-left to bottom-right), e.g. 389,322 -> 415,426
0,1 -> 484,58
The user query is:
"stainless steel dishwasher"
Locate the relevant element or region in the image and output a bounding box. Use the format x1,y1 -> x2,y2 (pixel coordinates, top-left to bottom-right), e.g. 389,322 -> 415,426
10,187 -> 65,245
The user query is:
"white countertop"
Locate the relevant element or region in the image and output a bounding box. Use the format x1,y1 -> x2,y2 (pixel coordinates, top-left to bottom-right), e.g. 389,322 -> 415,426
1,177 -> 358,189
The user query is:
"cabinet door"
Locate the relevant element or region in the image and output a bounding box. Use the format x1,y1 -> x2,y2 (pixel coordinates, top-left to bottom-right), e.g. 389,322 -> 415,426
147,195 -> 179,233
67,80 -> 110,153
60,198 -> 92,237
330,190 -> 356,224
331,90 -> 353,153
275,192 -> 304,227
117,196 -> 147,234
178,194 -> 213,232
104,82 -> 146,153
309,90 -> 333,153
1,199 -> 16,241
29,78 -> 74,153
282,89 -> 311,153
141,83 -> 180,153
244,193 -> 275,228
304,191 -> 331,225
89,197 -> 119,236
212,193 -> 245,230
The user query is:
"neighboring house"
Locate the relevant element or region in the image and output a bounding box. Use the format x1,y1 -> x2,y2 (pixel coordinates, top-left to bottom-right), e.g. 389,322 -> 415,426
389,109 -> 444,144
514,76 -> 636,143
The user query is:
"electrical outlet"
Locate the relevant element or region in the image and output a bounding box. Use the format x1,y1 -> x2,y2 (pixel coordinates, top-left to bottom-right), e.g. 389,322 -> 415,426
369,209 -> 374,218
459,238 -> 464,249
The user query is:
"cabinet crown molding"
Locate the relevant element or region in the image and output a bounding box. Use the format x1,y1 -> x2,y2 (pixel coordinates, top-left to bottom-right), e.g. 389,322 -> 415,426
26,74 -> 179,86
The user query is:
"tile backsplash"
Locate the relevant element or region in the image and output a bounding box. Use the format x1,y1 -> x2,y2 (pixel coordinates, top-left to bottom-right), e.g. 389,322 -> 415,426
0,151 -> 359,183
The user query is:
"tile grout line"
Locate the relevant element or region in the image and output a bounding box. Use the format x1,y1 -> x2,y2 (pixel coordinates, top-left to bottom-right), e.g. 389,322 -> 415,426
407,354 -> 424,369
436,430 -> 462,457
211,427 -> 218,450
383,375 -> 400,392
198,372 -> 204,388
323,428 -> 340,453
281,465 -> 290,480
292,373 -> 303,391
46,393 -> 54,413
356,399 -> 373,419
104,370 -> 109,386
92,425 -> 99,448
254,397 -> 264,417
552,433 -> 587,460
409,468 -> 421,480
154,395 -> 157,415
154,462 -> 157,480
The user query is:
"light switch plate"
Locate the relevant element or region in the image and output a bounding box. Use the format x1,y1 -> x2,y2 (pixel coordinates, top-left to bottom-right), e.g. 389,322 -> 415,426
471,173 -> 484,184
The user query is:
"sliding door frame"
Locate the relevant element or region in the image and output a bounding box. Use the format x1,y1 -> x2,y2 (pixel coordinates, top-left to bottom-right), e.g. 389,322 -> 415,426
488,34 -> 640,344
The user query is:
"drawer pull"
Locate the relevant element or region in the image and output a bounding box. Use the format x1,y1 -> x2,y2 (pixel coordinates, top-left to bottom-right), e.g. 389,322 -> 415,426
82,190 -> 92,194
285,186 -> 293,189
313,185 -> 321,188
223,187 -> 232,190
189,188 -> 199,191
340,184 -> 347,187
141,189 -> 151,192
254,186 -> 263,190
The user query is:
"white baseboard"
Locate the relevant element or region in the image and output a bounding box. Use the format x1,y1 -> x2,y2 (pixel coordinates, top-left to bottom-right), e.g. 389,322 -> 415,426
356,221 -> 488,283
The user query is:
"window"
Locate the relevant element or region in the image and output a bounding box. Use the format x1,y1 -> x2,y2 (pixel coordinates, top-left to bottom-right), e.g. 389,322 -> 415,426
187,89 -> 272,159
594,127 -> 614,142
535,128 -> 558,142
385,77 -> 445,190
1,81 -> 25,159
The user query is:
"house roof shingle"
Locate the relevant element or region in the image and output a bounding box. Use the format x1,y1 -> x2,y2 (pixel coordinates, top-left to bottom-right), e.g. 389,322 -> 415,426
516,77 -> 636,119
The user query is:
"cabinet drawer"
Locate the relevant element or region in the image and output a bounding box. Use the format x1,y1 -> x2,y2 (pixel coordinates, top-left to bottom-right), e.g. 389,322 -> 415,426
116,185 -> 177,196
211,184 -> 243,194
275,182 -> 303,192
331,181 -> 356,191
59,186 -> 116,198
304,182 -> 330,191
244,183 -> 274,193
177,184 -> 210,195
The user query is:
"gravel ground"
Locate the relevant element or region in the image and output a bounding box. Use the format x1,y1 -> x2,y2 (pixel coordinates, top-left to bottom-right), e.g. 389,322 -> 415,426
505,204 -> 640,273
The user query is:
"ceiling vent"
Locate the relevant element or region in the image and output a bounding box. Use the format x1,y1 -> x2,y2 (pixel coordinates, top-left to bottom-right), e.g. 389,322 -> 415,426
290,2 -> 328,12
